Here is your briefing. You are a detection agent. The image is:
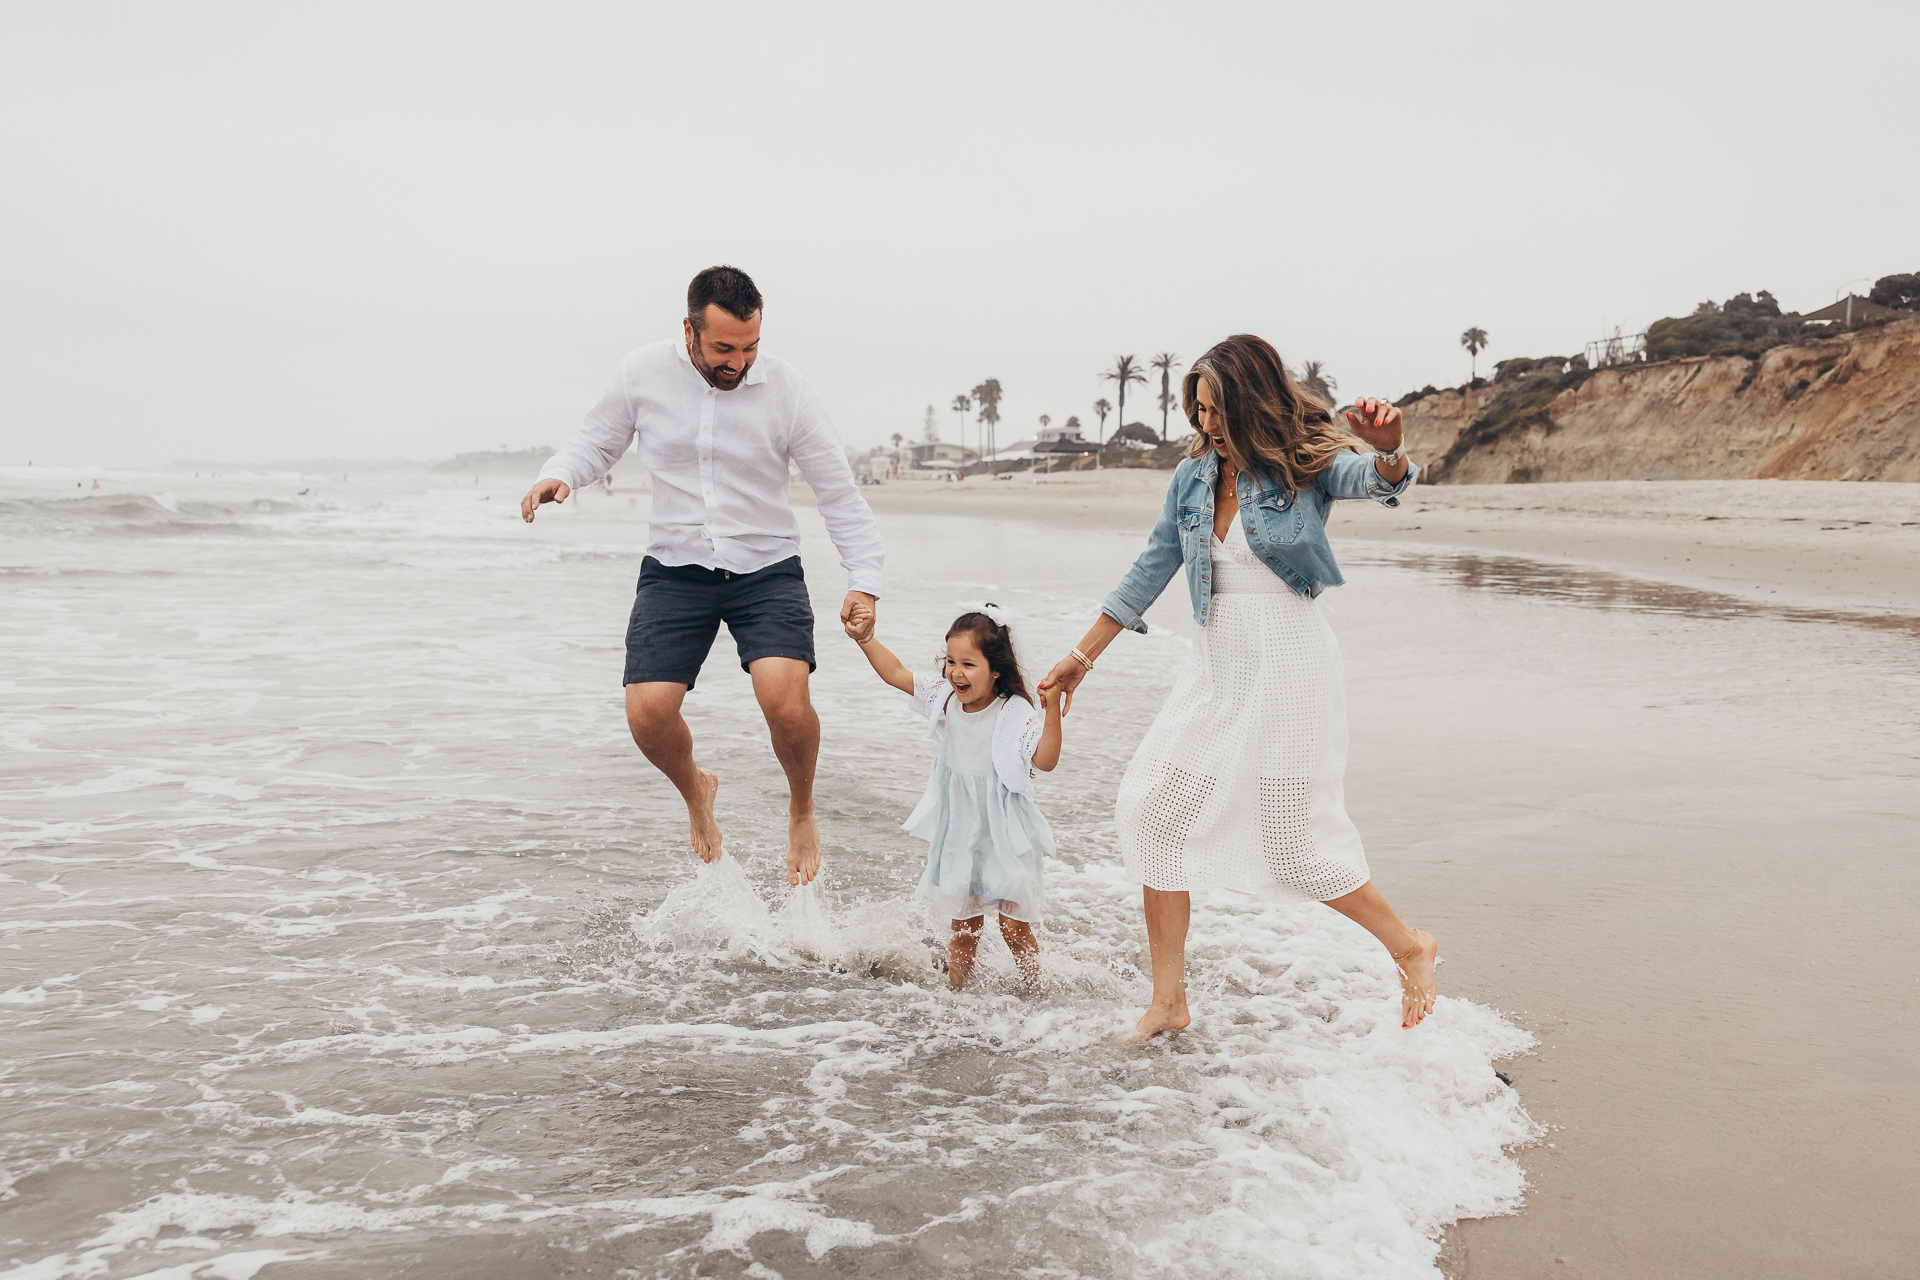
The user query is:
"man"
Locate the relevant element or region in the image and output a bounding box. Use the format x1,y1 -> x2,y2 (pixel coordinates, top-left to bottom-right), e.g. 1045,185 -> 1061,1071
520,265 -> 881,886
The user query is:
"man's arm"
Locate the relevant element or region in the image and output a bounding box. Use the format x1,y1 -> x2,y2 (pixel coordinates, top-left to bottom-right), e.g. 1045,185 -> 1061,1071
788,382 -> 884,598
522,360 -> 637,521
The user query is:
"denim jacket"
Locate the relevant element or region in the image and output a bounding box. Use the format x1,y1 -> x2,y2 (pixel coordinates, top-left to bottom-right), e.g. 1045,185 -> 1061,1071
1101,450 -> 1417,632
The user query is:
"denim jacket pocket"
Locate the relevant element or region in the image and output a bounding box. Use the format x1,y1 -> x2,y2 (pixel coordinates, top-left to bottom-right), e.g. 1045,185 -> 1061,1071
1177,505 -> 1209,547
1252,493 -> 1306,545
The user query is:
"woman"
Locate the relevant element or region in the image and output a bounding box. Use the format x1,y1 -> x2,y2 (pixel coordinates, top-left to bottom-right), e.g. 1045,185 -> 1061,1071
1039,334 -> 1438,1040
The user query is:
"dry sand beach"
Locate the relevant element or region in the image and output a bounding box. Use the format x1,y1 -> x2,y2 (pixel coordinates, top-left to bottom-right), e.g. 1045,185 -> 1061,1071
807,473 -> 1920,1278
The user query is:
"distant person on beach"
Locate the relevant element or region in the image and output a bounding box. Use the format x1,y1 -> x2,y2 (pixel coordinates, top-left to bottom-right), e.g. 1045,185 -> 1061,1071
843,602 -> 1064,989
521,265 -> 883,886
1040,334 -> 1439,1038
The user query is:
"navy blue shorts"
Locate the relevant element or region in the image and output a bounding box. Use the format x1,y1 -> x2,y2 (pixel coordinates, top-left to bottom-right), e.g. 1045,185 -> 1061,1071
623,555 -> 815,689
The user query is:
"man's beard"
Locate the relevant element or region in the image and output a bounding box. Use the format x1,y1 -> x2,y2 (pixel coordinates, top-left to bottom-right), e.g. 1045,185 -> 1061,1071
690,343 -> 747,390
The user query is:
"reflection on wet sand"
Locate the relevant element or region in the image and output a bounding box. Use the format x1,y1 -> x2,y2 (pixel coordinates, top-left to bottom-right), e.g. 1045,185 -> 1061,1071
1346,545 -> 1920,639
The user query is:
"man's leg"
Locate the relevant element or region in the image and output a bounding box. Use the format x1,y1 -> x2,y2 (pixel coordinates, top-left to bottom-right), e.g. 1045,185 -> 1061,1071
626,682 -> 724,863
747,657 -> 821,885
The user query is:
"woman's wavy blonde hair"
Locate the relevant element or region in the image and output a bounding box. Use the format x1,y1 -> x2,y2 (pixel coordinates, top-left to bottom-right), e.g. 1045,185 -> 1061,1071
1182,334 -> 1361,491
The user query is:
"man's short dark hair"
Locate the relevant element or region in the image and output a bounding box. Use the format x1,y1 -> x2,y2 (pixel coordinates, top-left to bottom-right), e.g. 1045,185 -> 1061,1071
688,265 -> 763,331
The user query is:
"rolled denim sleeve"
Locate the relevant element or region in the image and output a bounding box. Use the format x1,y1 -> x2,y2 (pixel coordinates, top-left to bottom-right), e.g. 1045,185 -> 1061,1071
1318,450 -> 1418,506
1100,475 -> 1184,634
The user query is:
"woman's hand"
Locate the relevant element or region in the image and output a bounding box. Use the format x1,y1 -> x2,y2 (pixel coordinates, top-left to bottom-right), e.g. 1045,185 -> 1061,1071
1037,655 -> 1089,716
1344,397 -> 1404,453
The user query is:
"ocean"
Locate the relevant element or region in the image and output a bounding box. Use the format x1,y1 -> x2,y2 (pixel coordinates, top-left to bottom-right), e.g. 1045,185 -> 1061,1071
2,467 -> 1538,1279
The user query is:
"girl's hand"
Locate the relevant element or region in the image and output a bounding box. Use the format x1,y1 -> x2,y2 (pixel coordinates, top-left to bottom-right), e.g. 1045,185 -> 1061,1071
842,599 -> 874,641
1343,397 -> 1404,453
1037,655 -> 1088,716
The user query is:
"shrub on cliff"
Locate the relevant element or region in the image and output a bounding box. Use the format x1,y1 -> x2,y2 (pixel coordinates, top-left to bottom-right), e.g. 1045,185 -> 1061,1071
1643,291 -> 1808,360
1869,273 -> 1919,310
1435,356 -> 1592,475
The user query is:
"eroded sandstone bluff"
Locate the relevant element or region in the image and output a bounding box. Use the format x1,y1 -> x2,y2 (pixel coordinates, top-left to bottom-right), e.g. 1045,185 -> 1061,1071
1404,316 -> 1920,484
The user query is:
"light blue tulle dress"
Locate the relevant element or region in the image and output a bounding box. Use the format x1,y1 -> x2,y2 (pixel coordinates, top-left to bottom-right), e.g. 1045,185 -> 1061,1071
904,693 -> 1054,923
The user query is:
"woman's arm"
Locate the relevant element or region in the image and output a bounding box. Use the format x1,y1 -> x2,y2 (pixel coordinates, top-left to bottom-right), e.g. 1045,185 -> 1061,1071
1032,682 -> 1066,771
1036,469 -> 1186,715
1037,612 -> 1124,715
1097,472 -> 1186,634
1320,397 -> 1416,502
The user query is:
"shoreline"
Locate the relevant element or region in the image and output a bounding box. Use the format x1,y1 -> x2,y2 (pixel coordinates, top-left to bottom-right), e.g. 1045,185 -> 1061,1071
808,473 -> 1920,619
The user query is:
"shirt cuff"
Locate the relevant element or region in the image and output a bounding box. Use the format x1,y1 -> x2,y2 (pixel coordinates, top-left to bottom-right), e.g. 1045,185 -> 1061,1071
1366,458 -> 1418,507
846,571 -> 882,598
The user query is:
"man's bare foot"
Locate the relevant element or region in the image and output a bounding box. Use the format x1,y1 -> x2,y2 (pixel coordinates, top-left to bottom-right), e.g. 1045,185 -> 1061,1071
689,769 -> 723,864
1393,930 -> 1439,1027
1127,991 -> 1191,1043
786,812 -> 822,886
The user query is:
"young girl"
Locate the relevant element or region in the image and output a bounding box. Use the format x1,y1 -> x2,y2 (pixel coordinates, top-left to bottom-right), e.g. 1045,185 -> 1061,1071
844,604 -> 1063,990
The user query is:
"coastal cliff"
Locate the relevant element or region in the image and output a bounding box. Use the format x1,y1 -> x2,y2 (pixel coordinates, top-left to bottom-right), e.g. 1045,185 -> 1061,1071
1403,316 -> 1920,484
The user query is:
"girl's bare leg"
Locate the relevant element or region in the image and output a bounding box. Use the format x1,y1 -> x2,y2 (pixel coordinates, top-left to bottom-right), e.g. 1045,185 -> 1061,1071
997,916 -> 1042,990
1321,881 -> 1438,1027
947,916 -> 985,991
1131,887 -> 1191,1041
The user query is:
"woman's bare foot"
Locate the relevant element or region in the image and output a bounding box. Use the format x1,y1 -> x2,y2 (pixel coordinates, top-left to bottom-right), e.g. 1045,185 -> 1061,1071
689,769 -> 724,863
1393,930 -> 1438,1027
1127,990 -> 1191,1043
786,812 -> 822,886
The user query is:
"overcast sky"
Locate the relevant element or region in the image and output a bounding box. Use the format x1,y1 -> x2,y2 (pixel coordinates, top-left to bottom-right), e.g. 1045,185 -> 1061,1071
3,1 -> 1914,467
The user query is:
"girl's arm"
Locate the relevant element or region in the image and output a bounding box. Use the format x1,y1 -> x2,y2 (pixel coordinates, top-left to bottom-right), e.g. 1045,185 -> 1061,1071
852,633 -> 916,695
1032,684 -> 1065,772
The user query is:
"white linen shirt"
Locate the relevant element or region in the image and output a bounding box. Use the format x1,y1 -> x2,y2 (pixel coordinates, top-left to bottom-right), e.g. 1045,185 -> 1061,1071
537,339 -> 884,595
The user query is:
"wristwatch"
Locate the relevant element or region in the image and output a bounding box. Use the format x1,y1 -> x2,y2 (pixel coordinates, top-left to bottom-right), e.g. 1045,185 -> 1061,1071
1374,444 -> 1407,467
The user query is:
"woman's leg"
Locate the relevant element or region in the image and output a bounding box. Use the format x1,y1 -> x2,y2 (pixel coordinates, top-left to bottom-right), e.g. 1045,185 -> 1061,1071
1321,882 -> 1438,1027
947,916 -> 985,991
997,915 -> 1042,989
1131,887 -> 1192,1040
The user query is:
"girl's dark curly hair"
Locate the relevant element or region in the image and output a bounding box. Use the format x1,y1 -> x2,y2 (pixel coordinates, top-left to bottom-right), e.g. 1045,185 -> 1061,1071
945,605 -> 1032,704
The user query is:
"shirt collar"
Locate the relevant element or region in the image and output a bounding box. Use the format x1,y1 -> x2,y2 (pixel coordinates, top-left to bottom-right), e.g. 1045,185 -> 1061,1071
674,334 -> 768,387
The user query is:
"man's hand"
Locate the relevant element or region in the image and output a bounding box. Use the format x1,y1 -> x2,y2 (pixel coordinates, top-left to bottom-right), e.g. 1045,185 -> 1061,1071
1037,655 -> 1089,716
840,591 -> 877,643
520,478 -> 571,522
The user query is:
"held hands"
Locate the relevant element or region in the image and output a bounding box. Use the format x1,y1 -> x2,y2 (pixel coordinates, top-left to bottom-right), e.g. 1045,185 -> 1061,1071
1343,397 -> 1404,453
520,478 -> 571,522
840,592 -> 877,643
1037,655 -> 1089,716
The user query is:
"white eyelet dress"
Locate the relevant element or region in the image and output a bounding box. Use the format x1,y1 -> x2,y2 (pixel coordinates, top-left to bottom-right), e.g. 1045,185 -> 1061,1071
904,694 -> 1055,923
1113,517 -> 1371,903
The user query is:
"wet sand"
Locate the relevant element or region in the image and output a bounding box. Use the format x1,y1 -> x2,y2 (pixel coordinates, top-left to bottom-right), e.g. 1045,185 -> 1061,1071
812,474 -> 1920,1278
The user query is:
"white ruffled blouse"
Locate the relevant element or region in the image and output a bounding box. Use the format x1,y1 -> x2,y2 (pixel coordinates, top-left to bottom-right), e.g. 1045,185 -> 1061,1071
904,673 -> 1045,797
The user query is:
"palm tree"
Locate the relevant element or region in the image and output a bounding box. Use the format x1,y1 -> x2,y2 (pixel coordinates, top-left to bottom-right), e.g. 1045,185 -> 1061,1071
951,393 -> 971,459
1101,356 -> 1146,468
1093,397 -> 1112,451
971,378 -> 1003,471
1299,360 -> 1337,405
1460,328 -> 1489,380
1149,352 -> 1181,440
1038,414 -> 1050,437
